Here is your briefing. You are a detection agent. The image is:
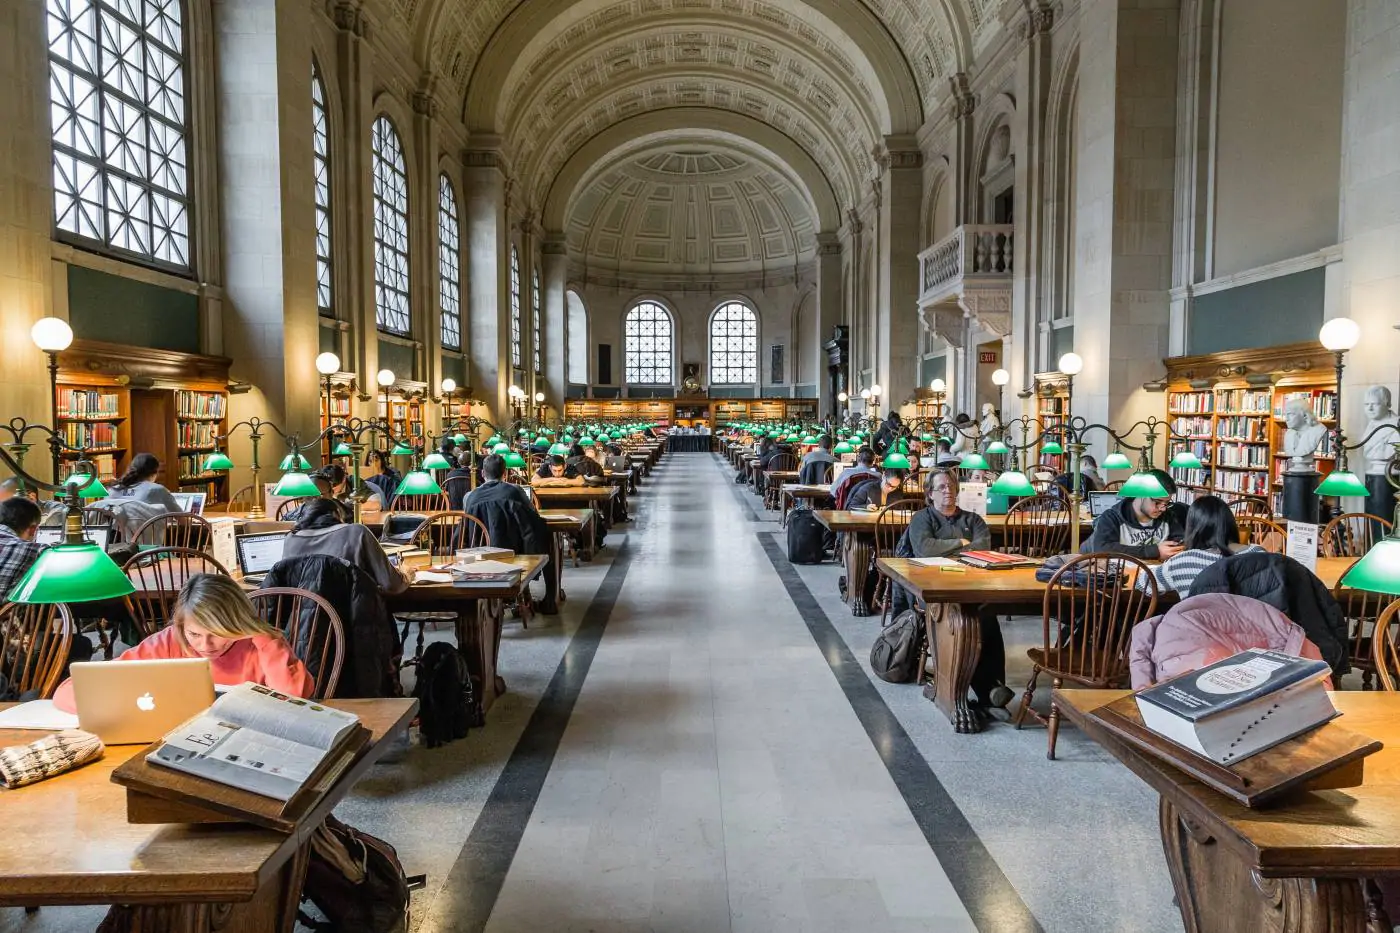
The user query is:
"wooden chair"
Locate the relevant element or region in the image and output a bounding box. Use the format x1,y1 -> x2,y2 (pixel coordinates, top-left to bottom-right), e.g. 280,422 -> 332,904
763,454 -> 799,510
225,484 -> 256,513
1003,494 -> 1072,558
1014,553 -> 1159,759
79,506 -> 117,542
130,512 -> 212,550
274,497 -> 318,520
122,547 -> 231,639
1370,599 -> 1400,692
1237,515 -> 1287,553
1322,513 -> 1394,558
442,474 -> 473,508
1226,496 -> 1271,518
0,602 -> 75,700
873,506 -> 916,625
393,492 -> 449,512
1103,480 -> 1125,492
412,512 -> 490,557
1340,583 -> 1398,690
248,587 -> 345,700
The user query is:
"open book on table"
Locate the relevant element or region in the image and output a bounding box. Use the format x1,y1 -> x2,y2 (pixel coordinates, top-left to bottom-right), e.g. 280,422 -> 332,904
146,682 -> 363,803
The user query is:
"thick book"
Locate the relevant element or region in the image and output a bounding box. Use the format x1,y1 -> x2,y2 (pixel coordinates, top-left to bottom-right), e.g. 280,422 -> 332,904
1134,649 -> 1336,764
957,550 -> 1037,569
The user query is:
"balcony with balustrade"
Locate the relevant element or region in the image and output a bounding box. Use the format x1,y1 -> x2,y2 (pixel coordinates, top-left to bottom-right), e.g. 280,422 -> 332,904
917,224 -> 1014,309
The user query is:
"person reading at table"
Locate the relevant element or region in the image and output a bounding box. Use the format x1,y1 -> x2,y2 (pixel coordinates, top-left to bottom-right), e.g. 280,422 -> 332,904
535,455 -> 585,487
1137,494 -> 1263,594
831,447 -> 879,503
107,453 -> 182,513
281,498 -> 410,596
444,454 -> 474,510
566,443 -> 604,480
1086,469 -> 1187,560
890,469 -> 1010,709
466,454 -> 560,614
846,468 -> 908,511
1052,454 -> 1103,496
53,573 -> 313,712
0,497 -> 46,596
363,450 -> 402,511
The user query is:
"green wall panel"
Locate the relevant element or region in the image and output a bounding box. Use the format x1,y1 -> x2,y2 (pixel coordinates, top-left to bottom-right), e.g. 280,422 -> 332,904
1188,269 -> 1324,355
67,265 -> 198,352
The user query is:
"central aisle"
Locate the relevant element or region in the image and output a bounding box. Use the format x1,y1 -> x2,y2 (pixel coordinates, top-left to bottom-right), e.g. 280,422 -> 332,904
436,454 -> 979,932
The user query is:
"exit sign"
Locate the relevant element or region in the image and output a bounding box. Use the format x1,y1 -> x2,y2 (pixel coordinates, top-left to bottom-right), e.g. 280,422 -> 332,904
979,351 -> 998,364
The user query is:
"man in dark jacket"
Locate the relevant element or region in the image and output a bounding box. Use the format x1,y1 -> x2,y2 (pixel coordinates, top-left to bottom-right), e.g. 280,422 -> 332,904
465,454 -> 559,613
872,412 -> 903,457
1190,550 -> 1349,677
444,455 -> 474,510
1086,470 -> 1187,560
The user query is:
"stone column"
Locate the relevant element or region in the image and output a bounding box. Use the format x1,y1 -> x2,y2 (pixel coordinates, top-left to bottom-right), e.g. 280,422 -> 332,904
519,212 -> 537,399
816,233 -> 842,415
464,147 -> 509,423
541,235 -> 567,414
1072,0 -> 1181,461
0,0 -> 56,426
876,139 -> 923,412
412,85 -> 441,419
335,1 -> 376,420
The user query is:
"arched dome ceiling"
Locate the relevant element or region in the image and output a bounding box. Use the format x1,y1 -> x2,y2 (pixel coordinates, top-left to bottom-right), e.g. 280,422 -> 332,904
565,147 -> 817,276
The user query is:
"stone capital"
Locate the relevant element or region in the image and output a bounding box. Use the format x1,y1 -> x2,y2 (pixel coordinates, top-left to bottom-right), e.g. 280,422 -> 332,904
947,73 -> 976,121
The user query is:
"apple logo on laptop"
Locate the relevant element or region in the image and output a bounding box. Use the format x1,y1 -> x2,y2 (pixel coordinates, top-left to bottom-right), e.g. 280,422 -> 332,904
136,692 -> 156,712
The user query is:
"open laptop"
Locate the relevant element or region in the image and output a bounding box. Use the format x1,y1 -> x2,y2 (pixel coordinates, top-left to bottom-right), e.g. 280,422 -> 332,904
171,491 -> 207,515
35,526 -> 110,549
235,530 -> 289,584
1087,490 -> 1120,518
70,658 -> 215,744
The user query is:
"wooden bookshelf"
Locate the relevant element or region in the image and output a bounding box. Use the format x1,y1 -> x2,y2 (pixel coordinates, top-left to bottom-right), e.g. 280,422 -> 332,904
1164,342 -> 1337,512
562,397 -> 819,427
54,374 -> 131,483
1033,373 -> 1070,472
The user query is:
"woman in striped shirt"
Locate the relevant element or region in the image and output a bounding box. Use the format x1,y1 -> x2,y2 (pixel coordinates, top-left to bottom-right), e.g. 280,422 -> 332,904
1140,495 -> 1263,594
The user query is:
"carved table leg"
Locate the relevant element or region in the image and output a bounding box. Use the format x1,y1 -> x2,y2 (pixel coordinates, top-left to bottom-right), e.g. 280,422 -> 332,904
847,534 -> 872,617
453,597 -> 490,719
928,602 -> 983,734
1159,797 -> 1372,933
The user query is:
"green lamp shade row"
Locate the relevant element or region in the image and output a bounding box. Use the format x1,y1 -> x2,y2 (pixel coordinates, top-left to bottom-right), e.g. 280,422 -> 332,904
959,452 -> 990,470
65,474 -> 108,499
332,442 -> 354,456
1315,470 -> 1371,498
1119,471 -> 1171,499
881,452 -> 912,470
990,470 -> 1035,496
579,437 -> 595,447
1168,450 -> 1204,469
272,471 -> 321,497
202,451 -> 234,471
1040,440 -> 1064,455
1341,538 -> 1400,596
9,544 -> 135,603
421,452 -> 452,469
1101,451 -> 1133,470
985,440 -> 1010,455
502,452 -> 527,469
833,441 -> 854,455
395,470 -> 444,496
279,453 -> 311,470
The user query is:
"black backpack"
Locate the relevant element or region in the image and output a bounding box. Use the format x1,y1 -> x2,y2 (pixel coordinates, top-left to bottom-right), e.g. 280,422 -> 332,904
412,642 -> 478,748
786,509 -> 828,564
298,814 -> 411,932
869,609 -> 924,683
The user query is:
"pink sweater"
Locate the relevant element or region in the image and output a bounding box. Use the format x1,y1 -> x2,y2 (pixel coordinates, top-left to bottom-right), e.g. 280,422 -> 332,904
53,627 -> 315,712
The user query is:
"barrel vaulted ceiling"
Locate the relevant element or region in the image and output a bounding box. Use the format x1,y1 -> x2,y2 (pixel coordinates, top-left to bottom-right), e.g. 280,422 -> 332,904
382,0 -> 1003,236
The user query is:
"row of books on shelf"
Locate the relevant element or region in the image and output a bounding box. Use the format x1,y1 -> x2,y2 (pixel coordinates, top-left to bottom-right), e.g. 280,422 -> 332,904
57,388 -> 120,418
177,454 -> 219,480
1171,416 -> 1211,437
62,422 -> 118,449
1215,470 -> 1269,496
323,398 -> 351,417
176,390 -> 226,419
1274,391 -> 1337,421
1215,416 -> 1269,441
1167,391 -> 1212,414
177,422 -> 220,448
1216,442 -> 1270,468
62,455 -> 116,482
1215,389 -> 1272,413
1170,467 -> 1211,488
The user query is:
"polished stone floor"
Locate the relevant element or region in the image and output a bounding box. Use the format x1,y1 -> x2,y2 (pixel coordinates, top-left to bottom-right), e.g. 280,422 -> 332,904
1,452 -> 1182,933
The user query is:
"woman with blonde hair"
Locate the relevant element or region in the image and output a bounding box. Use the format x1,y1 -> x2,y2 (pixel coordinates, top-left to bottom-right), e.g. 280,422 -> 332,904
53,574 -> 313,711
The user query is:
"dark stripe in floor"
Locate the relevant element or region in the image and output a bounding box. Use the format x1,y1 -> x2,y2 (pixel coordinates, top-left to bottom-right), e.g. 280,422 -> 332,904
757,533 -> 1046,933
431,542 -> 633,933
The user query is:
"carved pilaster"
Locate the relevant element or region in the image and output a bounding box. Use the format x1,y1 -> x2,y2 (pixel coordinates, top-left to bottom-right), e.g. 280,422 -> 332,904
331,0 -> 369,38
411,86 -> 438,119
542,235 -> 567,256
948,72 -> 976,121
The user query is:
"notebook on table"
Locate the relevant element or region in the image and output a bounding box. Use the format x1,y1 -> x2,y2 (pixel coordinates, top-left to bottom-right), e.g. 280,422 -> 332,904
70,658 -> 216,745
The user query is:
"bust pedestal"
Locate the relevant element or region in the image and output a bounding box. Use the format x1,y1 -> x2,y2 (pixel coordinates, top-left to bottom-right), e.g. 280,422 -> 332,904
1366,473 -> 1395,527
1281,470 -> 1321,524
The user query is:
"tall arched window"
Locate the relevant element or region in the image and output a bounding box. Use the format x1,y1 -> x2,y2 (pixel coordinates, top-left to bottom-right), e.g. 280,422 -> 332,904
437,175 -> 461,350
48,0 -> 191,269
710,301 -> 758,384
371,116 -> 410,335
509,247 -> 522,368
312,65 -> 332,316
624,301 -> 674,385
532,268 -> 542,372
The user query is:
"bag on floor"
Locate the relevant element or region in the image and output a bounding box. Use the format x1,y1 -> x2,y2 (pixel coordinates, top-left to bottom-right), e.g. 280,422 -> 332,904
412,641 -> 479,747
870,609 -> 924,683
786,509 -> 828,564
298,814 -> 411,933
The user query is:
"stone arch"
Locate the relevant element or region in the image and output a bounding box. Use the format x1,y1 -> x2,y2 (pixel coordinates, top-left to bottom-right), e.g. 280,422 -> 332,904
922,162 -> 955,248
791,287 -> 817,386
973,95 -> 1017,224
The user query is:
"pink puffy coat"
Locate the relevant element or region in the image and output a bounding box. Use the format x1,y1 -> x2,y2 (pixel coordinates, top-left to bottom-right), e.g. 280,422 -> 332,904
1129,593 -> 1330,690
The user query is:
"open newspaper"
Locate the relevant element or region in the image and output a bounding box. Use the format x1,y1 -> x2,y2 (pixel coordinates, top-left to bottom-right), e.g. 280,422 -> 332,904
146,682 -> 360,801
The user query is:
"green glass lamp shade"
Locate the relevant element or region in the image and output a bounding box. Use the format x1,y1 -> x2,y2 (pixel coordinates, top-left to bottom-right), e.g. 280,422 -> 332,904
8,543 -> 134,603
452,433 -> 468,445
202,450 -> 234,471
562,434 -> 576,444
767,429 -> 782,437
919,432 -> 935,442
985,440 -> 1010,455
1341,537 -> 1400,596
801,435 -> 817,445
332,442 -> 353,456
881,452 -> 912,470
390,442 -> 415,456
1102,450 -> 1133,470
548,443 -> 570,457
1169,450 -> 1204,469
1315,470 -> 1371,498
579,436 -> 595,447
502,451 -> 527,469
272,471 -> 321,497
395,470 -> 444,497
1040,440 -> 1064,455
990,470 -> 1036,496
487,435 -> 504,446
1119,471 -> 1171,499
833,441 -> 854,455
279,453 -> 311,470
64,474 -> 108,499
610,431 -> 624,439
421,452 -> 452,469
959,452 -> 990,470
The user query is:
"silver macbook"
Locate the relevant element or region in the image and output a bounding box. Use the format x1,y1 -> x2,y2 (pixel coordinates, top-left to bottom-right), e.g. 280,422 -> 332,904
70,658 -> 215,745
235,531 -> 289,582
1088,490 -> 1121,517
171,491 -> 207,515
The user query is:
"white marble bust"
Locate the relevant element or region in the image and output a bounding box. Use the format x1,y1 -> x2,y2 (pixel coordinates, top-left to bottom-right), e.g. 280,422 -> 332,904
1282,397 -> 1329,471
1362,386 -> 1400,476
979,403 -> 1000,447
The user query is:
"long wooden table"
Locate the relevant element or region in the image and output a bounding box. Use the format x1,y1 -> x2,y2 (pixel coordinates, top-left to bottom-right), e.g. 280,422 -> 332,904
1057,689 -> 1400,933
878,556 -> 1353,735
0,697 -> 415,930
